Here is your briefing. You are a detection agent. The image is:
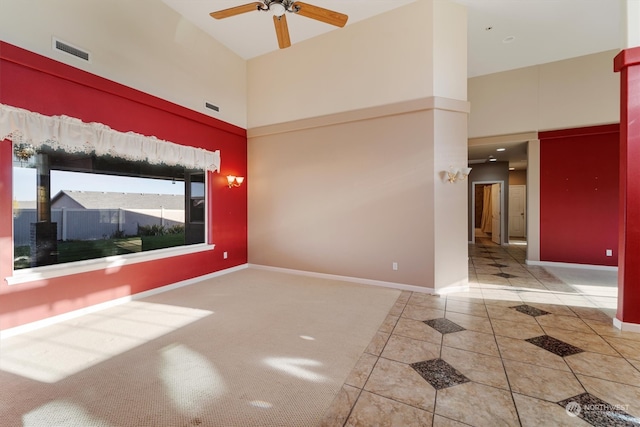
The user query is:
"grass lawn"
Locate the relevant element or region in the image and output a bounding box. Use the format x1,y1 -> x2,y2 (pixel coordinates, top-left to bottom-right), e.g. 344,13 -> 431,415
142,234 -> 185,251
57,237 -> 143,263
14,234 -> 185,269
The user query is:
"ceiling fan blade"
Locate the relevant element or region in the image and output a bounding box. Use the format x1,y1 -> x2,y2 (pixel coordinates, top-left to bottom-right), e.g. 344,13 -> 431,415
293,1 -> 348,27
210,2 -> 262,19
273,14 -> 291,49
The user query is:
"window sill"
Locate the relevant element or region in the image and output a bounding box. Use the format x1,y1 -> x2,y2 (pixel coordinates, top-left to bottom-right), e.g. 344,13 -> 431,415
5,243 -> 215,286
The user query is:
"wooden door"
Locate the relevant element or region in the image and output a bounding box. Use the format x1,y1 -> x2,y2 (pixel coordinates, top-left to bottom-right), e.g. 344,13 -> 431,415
509,185 -> 526,237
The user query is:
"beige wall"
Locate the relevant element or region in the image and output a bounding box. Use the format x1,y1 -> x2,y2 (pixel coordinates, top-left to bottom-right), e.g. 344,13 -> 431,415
0,0 -> 247,128
248,1 -> 468,291
623,0 -> 640,48
433,0 -> 467,101
468,50 -> 619,138
509,170 -> 527,186
247,0 -> 438,129
248,97 -> 469,291
249,100 -> 469,289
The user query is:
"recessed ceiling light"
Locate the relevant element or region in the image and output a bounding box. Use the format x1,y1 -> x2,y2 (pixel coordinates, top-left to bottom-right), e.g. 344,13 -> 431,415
509,167 -> 515,171
496,148 -> 506,152
489,158 -> 497,162
503,36 -> 516,44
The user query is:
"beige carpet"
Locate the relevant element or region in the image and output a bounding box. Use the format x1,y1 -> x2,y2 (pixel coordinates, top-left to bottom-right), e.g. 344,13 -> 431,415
0,268 -> 400,426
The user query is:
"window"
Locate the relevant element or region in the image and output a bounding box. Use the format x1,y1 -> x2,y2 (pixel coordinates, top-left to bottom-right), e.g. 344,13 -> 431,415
2,103 -> 220,274
12,147 -> 206,270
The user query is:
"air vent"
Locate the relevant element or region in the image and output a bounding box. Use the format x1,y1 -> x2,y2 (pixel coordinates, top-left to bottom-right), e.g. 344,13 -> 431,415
205,102 -> 220,112
52,38 -> 90,62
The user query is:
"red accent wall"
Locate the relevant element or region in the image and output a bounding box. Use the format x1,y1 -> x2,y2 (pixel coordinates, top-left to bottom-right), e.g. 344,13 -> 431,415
0,42 -> 248,330
540,124 -> 619,266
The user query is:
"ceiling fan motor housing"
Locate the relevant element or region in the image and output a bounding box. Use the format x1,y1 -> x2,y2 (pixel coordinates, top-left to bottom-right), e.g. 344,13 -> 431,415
210,0 -> 348,50
261,0 -> 299,15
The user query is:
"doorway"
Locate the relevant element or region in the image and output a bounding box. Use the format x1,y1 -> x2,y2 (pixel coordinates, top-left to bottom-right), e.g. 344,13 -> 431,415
471,181 -> 505,245
508,184 -> 527,241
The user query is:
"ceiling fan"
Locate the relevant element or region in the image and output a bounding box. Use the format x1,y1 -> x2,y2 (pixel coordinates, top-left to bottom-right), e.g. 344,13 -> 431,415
210,0 -> 348,49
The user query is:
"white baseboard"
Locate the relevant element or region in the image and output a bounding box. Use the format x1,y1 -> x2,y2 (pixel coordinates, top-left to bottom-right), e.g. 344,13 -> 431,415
248,264 -> 436,294
613,317 -> 640,333
0,264 -> 249,340
526,260 -> 618,272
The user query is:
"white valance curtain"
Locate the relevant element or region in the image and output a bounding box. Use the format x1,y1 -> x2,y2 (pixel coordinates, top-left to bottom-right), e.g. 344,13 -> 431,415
0,103 -> 220,172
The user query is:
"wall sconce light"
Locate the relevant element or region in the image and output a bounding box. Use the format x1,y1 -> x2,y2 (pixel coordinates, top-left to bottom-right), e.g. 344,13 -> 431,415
446,167 -> 472,183
227,175 -> 244,188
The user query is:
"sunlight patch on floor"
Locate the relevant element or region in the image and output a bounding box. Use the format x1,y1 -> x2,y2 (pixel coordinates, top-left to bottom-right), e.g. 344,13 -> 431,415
0,302 -> 212,383
160,343 -> 226,413
263,357 -> 327,382
23,400 -> 111,427
571,284 -> 619,297
250,400 -> 273,409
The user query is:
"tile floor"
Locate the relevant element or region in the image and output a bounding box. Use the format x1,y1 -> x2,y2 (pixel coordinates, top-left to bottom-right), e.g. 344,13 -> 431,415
321,238 -> 640,427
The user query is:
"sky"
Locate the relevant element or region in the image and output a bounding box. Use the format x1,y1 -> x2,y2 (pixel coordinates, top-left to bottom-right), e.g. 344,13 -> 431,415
13,167 -> 185,201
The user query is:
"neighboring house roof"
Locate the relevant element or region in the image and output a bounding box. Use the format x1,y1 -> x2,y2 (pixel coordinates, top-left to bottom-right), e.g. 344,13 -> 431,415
51,190 -> 184,210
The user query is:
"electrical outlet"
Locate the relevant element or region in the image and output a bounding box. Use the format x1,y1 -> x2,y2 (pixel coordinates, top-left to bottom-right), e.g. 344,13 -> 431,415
392,262 -> 398,271
606,249 -> 612,257
223,251 -> 228,259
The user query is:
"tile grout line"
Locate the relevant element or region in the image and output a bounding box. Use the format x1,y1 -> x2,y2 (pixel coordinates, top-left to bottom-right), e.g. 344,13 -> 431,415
483,295 -> 525,427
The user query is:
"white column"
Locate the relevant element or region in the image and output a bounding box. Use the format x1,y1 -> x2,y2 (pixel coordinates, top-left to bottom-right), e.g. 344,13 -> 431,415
430,0 -> 469,293
526,139 -> 540,263
433,105 -> 471,293
622,0 -> 640,48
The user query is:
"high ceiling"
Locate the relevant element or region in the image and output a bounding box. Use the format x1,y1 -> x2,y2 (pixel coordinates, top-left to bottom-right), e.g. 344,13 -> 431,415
162,0 -> 416,60
161,0 -> 622,77
160,0 -> 623,170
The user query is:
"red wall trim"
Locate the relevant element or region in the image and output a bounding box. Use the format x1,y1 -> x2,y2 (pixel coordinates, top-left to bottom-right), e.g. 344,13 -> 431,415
0,42 -> 248,331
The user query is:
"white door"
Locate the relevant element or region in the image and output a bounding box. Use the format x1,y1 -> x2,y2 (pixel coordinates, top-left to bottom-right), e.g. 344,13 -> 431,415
491,183 -> 501,245
509,185 -> 526,237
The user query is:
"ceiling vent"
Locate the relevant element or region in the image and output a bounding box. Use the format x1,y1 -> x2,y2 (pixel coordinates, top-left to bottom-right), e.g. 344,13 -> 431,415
52,38 -> 90,62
